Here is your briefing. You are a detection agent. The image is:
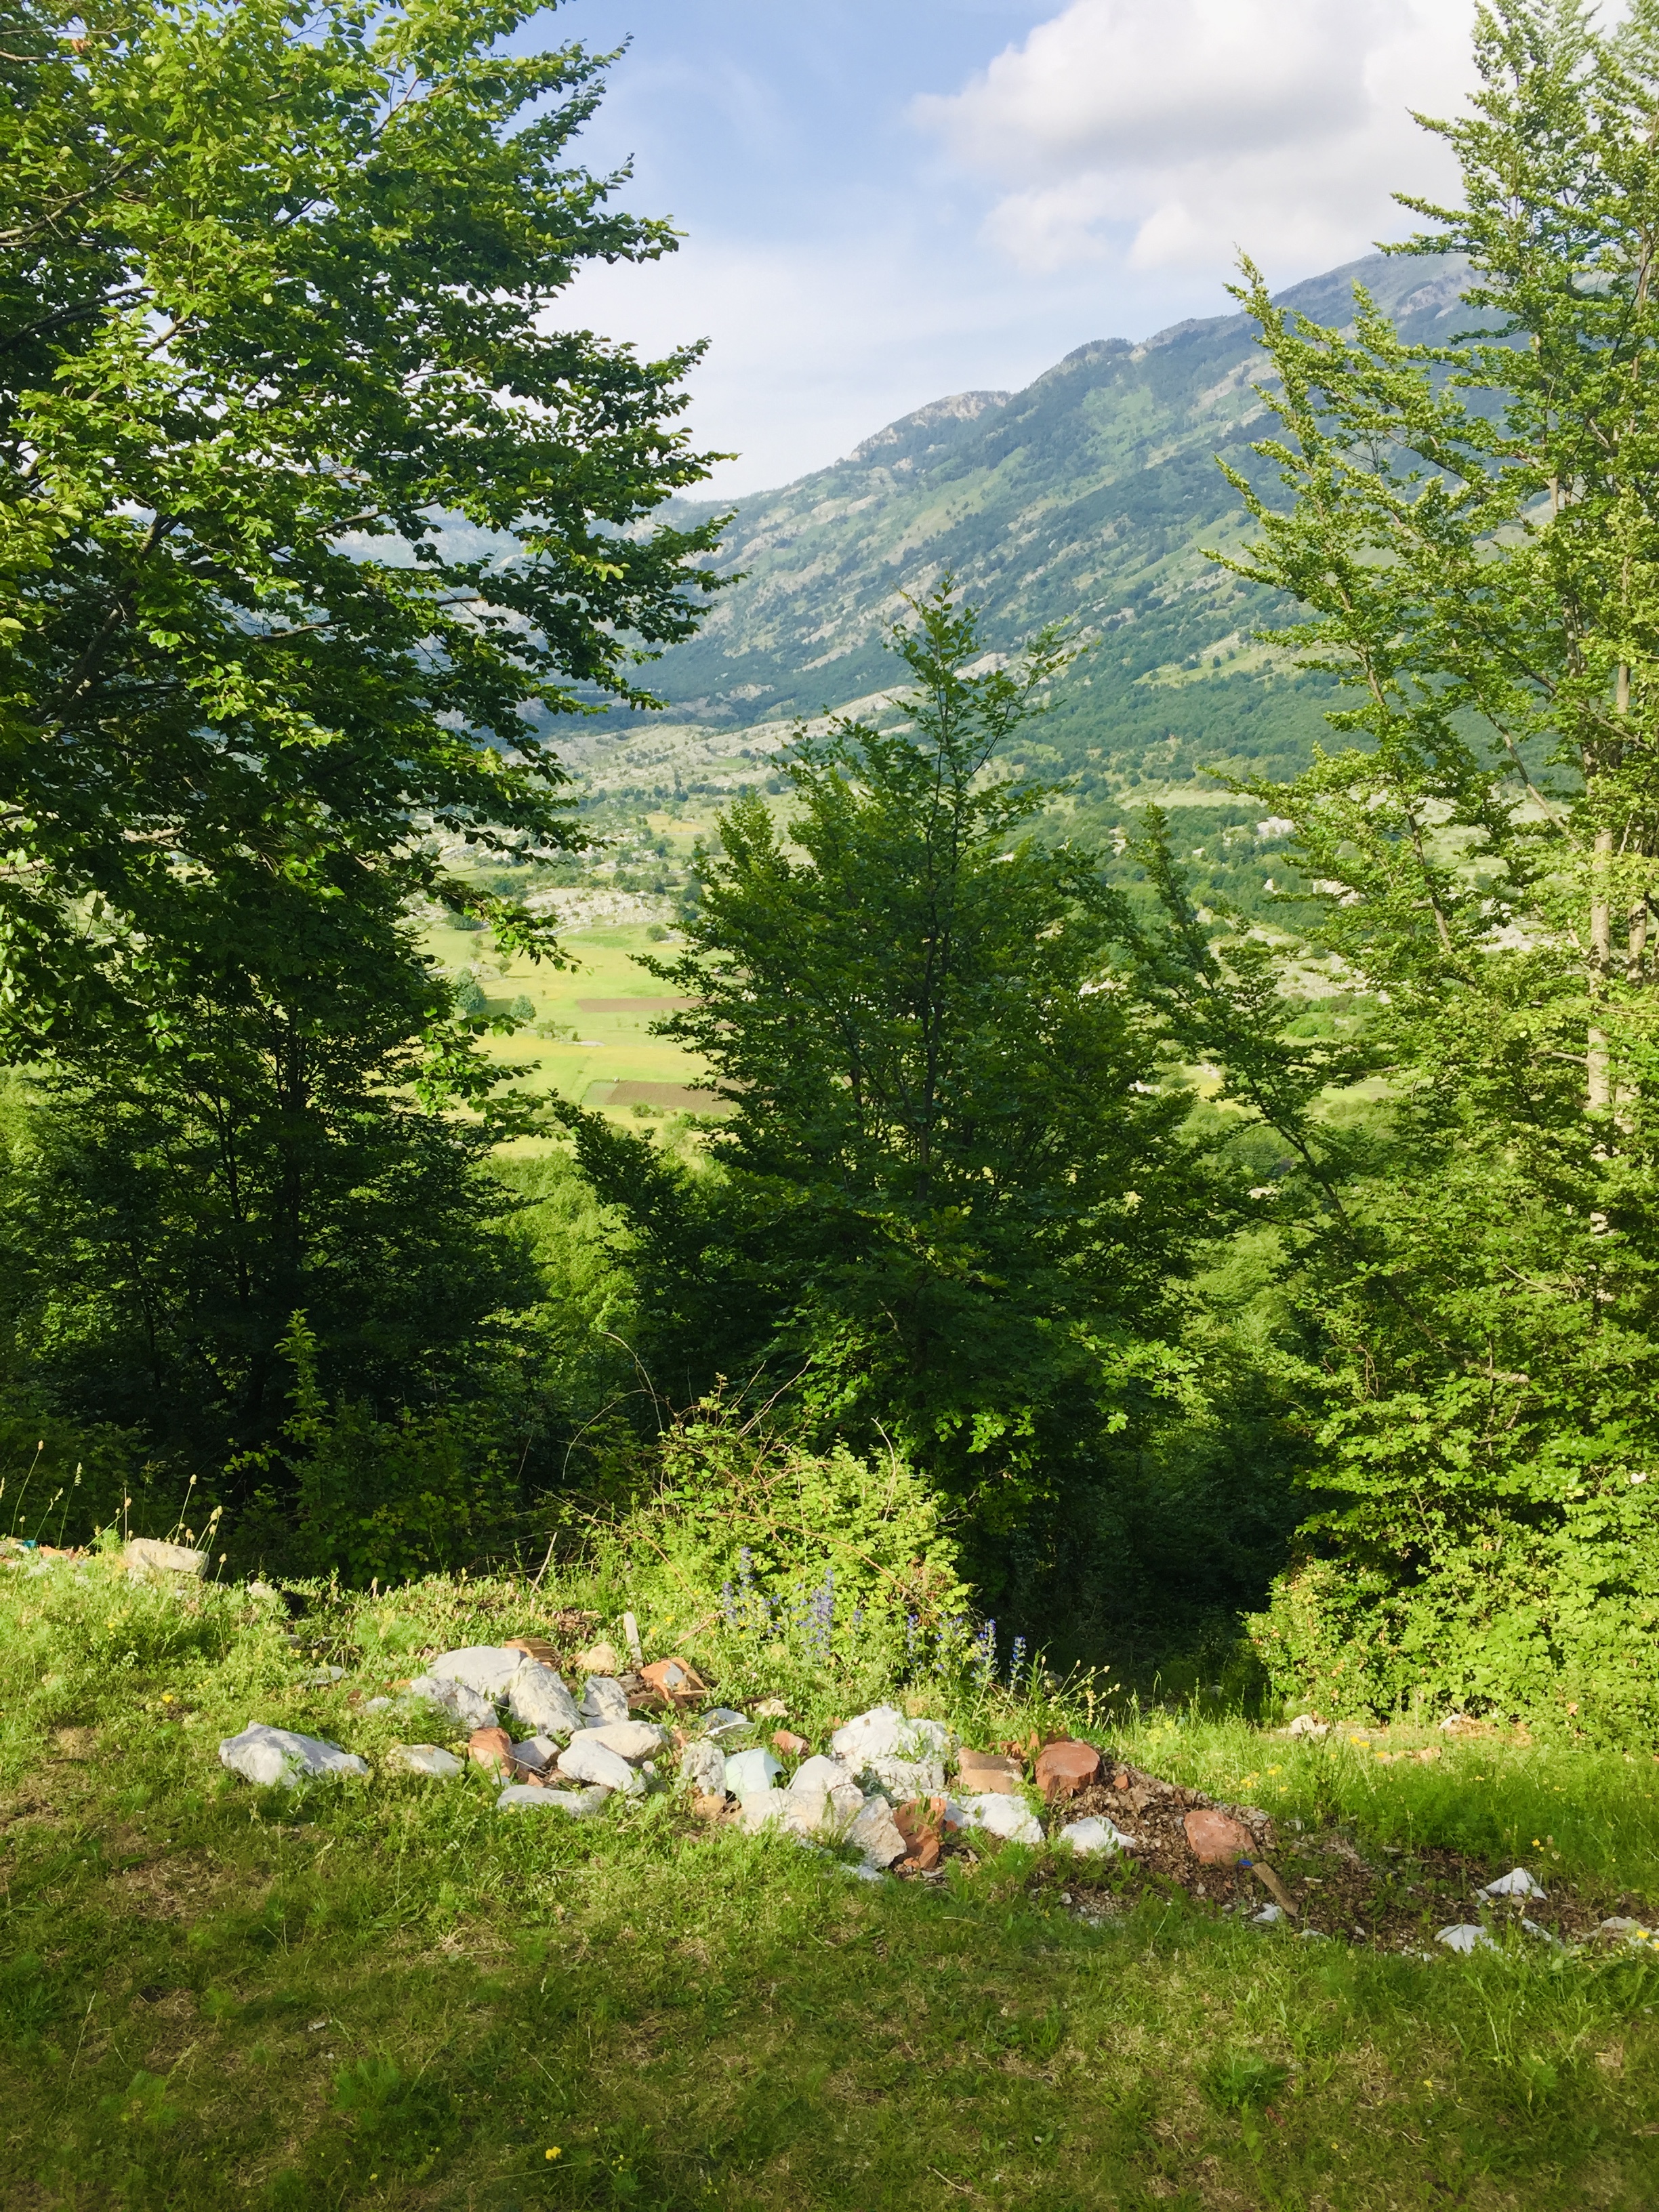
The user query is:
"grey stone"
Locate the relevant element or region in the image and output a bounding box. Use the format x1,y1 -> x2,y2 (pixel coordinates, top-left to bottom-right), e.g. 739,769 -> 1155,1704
831,1706 -> 951,1771
218,1723 -> 368,1788
497,1783 -> 610,1816
125,1538 -> 207,1578
556,1736 -> 642,1795
946,1792 -> 1042,1845
1285,1713 -> 1328,1737
848,1793 -> 908,1869
511,1736 -> 558,1772
1435,1923 -> 1495,1953
578,1675 -> 630,1726
724,1746 -> 783,1797
407,1674 -> 497,1733
580,1719 -> 666,1763
1250,1903 -> 1284,1924
678,1739 -> 727,1794
363,1696 -> 394,1713
426,1645 -> 524,1698
387,1744 -> 464,1779
869,1755 -> 945,1799
1058,1814 -> 1138,1855
504,1661 -> 581,1739
301,1665 -> 346,1686
1481,1866 -> 1546,1900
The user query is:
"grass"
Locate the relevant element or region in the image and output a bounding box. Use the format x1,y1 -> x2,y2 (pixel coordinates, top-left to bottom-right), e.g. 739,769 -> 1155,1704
7,1557 -> 1659,2209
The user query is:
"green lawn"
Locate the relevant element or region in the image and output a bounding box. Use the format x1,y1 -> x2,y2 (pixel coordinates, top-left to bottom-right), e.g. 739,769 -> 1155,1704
6,1558 -> 1659,2209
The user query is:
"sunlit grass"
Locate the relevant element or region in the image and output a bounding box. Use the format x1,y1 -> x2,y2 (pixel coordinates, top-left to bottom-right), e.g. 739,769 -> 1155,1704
4,1557 -> 1659,2208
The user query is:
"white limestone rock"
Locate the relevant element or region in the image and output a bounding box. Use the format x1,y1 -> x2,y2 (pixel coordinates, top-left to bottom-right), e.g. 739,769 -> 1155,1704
504,1661 -> 581,1739
426,1645 -> 525,1698
125,1537 -> 207,1579
407,1673 -> 497,1733
1436,1923 -> 1496,1953
869,1756 -> 946,1799
580,1720 -> 667,1763
1058,1815 -> 1138,1855
847,1793 -> 908,1870
830,1707 -> 953,1784
556,1735 -> 642,1795
701,1707 -> 750,1736
946,1792 -> 1042,1846
724,1746 -> 783,1798
578,1676 -> 630,1726
1481,1866 -> 1547,1900
387,1744 -> 464,1779
497,1784 -> 610,1816
678,1738 -> 728,1795
510,1736 -> 558,1773
218,1723 -> 369,1788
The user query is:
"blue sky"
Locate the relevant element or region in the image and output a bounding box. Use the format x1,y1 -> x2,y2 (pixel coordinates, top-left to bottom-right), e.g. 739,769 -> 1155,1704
549,1 -> 1473,495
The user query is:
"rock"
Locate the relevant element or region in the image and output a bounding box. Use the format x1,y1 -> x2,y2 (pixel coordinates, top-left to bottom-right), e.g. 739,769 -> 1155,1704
753,1696 -> 790,1719
678,1739 -> 728,1795
1436,1923 -> 1495,1953
1285,1713 -> 1328,1738
557,1736 -> 642,1795
783,1755 -> 864,1835
1251,1903 -> 1284,1924
497,1784 -> 610,1816
1058,1815 -> 1137,1855
301,1665 -> 346,1686
467,1725 -> 513,1774
387,1744 -> 464,1779
830,1705 -> 951,1769
957,1748 -> 1023,1794
426,1646 -> 525,1698
787,1753 -> 860,1797
407,1674 -> 497,1733
125,1538 -> 207,1578
1597,1917 -> 1653,1942
578,1676 -> 630,1726
772,1729 -> 811,1758
947,1791 -> 1043,1846
573,1641 -> 621,1676
504,1661 -> 581,1739
702,1706 -> 750,1736
1034,1740 -> 1101,1801
622,1610 -> 644,1666
691,1792 -> 728,1821
503,1635 -> 560,1667
363,1696 -> 394,1713
511,1736 -> 558,1774
723,1746 -> 783,1798
869,1756 -> 946,1799
218,1723 -> 369,1788
848,1794 -> 909,1868
580,1720 -> 668,1763
248,1580 -> 279,1601
736,1789 -> 788,1834
1183,1808 -> 1254,1864
640,1656 -> 708,1702
1481,1866 -> 1547,1900
1439,1713 -> 1482,1736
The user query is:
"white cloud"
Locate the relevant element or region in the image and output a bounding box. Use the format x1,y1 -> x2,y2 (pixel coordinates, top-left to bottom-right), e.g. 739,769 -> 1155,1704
914,0 -> 1476,279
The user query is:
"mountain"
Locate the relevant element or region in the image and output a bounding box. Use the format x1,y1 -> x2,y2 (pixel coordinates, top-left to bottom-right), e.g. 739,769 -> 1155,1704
564,251 -> 1471,813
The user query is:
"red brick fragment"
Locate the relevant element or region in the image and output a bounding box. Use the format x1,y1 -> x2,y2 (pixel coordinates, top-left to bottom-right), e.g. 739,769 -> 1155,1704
1034,1740 -> 1101,1801
468,1725 -> 512,1776
639,1656 -> 708,1708
957,1748 -> 1023,1796
503,1635 -> 560,1667
772,1729 -> 811,1757
1183,1808 -> 1254,1864
895,1796 -> 946,1872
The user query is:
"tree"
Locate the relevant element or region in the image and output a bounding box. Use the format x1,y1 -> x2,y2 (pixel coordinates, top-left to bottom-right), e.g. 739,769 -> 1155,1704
1155,0 -> 1659,1731
558,590 -> 1218,1603
0,0 -> 724,1050
0,0 -> 726,1514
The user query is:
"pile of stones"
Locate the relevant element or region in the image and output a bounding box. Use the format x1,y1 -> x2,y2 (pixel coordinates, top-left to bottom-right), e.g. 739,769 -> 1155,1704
216,1639 -> 1135,1876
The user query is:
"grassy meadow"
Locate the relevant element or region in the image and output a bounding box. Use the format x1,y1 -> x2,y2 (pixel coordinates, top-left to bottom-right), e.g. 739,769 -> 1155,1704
6,1551 -> 1659,2211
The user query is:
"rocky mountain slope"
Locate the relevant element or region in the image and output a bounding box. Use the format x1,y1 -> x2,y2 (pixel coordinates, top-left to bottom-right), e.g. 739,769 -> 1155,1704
569,251 -> 1470,807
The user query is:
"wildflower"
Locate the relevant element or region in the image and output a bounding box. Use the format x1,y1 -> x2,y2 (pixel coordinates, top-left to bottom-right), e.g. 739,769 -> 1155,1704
546,2148 -> 561,2160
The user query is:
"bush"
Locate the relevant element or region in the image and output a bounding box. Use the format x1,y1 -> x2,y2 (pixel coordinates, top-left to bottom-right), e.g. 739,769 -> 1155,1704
1248,1473 -> 1659,1740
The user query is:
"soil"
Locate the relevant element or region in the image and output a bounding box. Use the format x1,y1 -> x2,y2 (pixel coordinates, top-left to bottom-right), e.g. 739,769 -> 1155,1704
908,1754 -> 1651,1950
